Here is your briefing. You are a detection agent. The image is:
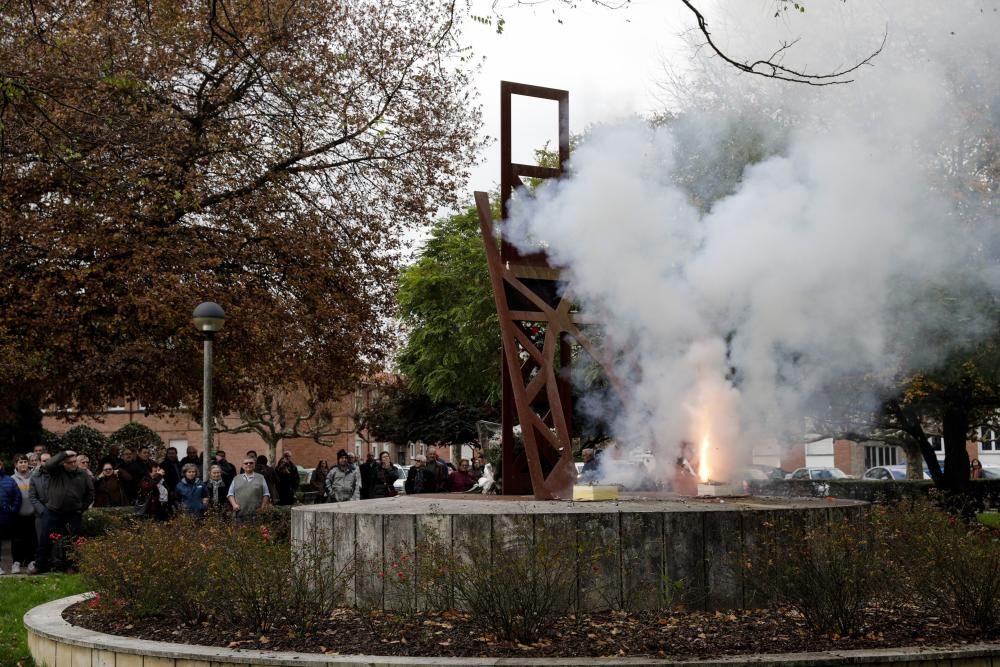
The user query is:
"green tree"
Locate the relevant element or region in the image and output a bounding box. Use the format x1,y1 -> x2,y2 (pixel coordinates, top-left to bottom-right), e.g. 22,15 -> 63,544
358,382 -> 497,448
59,425 -> 108,464
108,423 -> 165,457
396,204 -> 502,408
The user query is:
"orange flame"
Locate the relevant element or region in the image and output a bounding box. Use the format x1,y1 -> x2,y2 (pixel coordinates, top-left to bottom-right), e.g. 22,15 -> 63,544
698,436 -> 710,483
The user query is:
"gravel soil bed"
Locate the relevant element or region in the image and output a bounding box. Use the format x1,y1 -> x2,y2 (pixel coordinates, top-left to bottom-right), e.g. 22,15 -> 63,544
64,602 -> 990,659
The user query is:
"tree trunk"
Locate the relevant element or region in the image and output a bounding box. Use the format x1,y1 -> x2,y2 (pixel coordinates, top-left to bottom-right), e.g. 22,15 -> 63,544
941,405 -> 970,490
899,438 -> 924,480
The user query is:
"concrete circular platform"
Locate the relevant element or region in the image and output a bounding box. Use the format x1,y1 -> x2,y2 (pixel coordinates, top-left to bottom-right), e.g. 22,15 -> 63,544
26,593 -> 1000,667
291,494 -> 866,611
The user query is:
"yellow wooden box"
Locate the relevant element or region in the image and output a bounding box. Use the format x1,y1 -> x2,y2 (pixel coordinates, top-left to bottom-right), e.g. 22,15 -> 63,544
572,485 -> 620,501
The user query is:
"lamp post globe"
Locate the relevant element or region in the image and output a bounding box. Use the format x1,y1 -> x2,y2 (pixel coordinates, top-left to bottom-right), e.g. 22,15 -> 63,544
193,301 -> 226,334
193,302 -> 225,481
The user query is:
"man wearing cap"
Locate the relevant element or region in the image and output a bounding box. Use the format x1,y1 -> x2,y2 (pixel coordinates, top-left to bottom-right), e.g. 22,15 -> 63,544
34,449 -> 94,573
404,454 -> 437,495
325,449 -> 360,502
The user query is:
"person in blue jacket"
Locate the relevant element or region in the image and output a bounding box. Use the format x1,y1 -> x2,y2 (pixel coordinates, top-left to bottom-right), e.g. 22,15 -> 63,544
174,464 -> 209,518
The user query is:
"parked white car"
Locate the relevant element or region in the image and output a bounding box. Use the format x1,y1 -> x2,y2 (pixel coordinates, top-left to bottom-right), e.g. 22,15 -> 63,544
393,464 -> 409,495
787,467 -> 851,480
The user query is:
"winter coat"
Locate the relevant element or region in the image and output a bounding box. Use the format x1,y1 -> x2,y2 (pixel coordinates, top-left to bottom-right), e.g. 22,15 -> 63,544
309,468 -> 329,502
274,461 -> 299,505
429,460 -> 450,491
160,457 -> 182,491
369,464 -> 399,498
45,452 -> 95,513
174,478 -> 209,516
28,468 -> 49,516
404,466 -> 437,495
325,465 -> 360,502
255,463 -> 279,500
94,474 -> 128,507
205,479 -> 228,508
448,470 -> 475,493
215,460 -> 237,488
0,473 -> 20,525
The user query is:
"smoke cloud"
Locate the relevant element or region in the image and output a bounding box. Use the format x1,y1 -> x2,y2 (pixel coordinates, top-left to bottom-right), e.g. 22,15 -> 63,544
504,1 -> 1000,482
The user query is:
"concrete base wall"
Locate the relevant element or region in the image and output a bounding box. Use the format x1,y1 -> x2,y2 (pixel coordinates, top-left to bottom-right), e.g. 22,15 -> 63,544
291,495 -> 867,612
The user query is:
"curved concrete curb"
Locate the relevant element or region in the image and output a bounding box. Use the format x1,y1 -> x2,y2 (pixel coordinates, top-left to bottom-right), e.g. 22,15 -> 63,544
24,593 -> 1000,667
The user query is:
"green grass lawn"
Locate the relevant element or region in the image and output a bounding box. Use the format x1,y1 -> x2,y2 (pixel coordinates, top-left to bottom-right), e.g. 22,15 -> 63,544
0,574 -> 89,667
978,512 -> 1000,529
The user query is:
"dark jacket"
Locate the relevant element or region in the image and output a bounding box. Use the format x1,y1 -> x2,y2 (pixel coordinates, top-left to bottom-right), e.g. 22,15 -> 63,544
0,473 -> 20,525
215,459 -> 237,488
256,463 -> 279,500
160,457 -> 182,491
429,459 -> 450,491
404,466 -> 436,495
28,467 -> 50,516
309,467 -> 328,502
358,459 -> 377,499
45,452 -> 95,513
205,479 -> 228,508
274,460 -> 299,505
174,478 -> 209,516
179,455 -> 202,472
94,474 -> 128,507
370,463 -> 399,498
118,459 -> 146,502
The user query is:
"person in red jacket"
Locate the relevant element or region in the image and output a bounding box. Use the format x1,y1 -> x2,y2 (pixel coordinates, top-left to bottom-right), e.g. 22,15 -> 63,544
448,459 -> 476,493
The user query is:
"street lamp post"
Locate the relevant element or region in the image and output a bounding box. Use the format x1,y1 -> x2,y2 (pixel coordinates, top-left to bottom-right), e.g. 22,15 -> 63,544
193,302 -> 226,481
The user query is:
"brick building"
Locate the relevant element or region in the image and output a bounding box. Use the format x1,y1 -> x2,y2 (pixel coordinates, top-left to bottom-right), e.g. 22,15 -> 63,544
40,381 -> 414,467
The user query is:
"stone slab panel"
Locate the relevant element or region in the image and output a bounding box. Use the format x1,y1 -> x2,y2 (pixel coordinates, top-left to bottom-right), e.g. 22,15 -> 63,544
55,639 -> 74,667
36,635 -> 58,667
703,510 -> 743,610
620,511 -> 665,610
416,513 -> 452,610
452,512 -> 491,564
70,644 -> 92,667
143,657 -> 176,667
382,514 -> 416,611
331,511 -> 357,605
95,649 -> 117,667
576,512 -> 620,611
663,511 -> 706,610
354,512 -> 384,610
535,512 -> 579,609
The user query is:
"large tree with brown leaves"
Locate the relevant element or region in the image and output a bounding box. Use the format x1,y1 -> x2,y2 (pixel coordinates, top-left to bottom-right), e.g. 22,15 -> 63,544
0,0 -> 483,416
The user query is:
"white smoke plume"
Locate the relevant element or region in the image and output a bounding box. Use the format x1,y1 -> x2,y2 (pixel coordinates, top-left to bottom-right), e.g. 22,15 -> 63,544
504,1 -> 1000,483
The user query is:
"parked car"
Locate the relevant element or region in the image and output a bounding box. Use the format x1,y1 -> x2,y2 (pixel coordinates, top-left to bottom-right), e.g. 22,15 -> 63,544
787,467 -> 851,481
980,466 -> 1000,480
747,463 -> 786,480
394,464 -> 409,495
863,465 -> 932,481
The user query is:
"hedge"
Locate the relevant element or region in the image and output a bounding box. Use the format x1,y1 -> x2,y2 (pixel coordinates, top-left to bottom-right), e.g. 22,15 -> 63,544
750,478 -> 1000,509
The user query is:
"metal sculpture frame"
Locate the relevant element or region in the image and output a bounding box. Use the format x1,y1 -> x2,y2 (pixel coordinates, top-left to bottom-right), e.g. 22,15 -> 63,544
474,82 -> 624,500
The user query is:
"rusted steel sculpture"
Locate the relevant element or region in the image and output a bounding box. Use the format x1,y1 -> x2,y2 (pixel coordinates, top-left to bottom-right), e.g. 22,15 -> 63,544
474,82 -> 625,500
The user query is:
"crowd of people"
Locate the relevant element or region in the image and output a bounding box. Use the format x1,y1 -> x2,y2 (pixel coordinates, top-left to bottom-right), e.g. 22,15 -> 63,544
309,445 -> 487,502
0,442 -> 490,575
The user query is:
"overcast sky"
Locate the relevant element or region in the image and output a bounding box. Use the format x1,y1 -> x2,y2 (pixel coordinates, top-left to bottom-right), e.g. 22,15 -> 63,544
462,0 -> 694,198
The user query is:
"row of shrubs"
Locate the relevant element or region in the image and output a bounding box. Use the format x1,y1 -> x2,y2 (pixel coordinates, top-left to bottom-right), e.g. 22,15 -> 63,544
750,478 -> 1000,511
741,500 -> 1000,637
75,501 -> 1000,644
40,422 -> 164,463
